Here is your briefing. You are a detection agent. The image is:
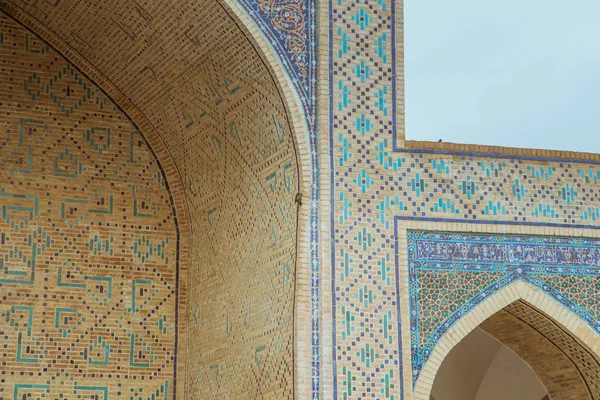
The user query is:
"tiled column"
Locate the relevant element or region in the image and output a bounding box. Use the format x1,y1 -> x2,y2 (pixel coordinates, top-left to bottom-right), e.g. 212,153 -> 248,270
327,0 -> 406,398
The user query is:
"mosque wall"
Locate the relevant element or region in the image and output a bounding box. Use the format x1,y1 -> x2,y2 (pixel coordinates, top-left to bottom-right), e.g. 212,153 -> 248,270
327,0 -> 600,398
1,0 -> 600,399
0,1 -> 300,398
0,14 -> 179,398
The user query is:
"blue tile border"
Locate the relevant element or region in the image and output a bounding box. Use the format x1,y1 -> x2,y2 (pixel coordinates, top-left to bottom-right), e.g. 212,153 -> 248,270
233,0 -> 321,396
396,215 -> 600,231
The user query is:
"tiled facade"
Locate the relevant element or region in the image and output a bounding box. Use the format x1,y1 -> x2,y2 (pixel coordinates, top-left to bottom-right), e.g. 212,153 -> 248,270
0,0 -> 599,399
327,0 -> 600,398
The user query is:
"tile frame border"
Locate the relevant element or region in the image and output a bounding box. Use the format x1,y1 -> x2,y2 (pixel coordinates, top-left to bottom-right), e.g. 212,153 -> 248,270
395,220 -> 600,400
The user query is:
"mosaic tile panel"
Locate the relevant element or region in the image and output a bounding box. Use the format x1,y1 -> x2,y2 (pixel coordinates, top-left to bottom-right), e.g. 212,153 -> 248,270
408,230 -> 600,385
0,14 -> 179,398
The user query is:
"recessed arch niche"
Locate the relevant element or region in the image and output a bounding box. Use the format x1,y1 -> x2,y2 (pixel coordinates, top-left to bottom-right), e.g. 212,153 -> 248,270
0,0 -> 311,398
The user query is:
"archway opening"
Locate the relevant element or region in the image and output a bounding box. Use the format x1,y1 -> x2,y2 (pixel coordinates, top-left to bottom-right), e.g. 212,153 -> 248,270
430,300 -> 600,400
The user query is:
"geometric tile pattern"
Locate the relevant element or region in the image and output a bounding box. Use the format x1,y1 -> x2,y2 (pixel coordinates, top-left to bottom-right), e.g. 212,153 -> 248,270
394,154 -> 600,228
408,230 -> 600,385
1,1 -> 301,398
0,14 -> 178,399
174,4 -> 298,398
183,15 -> 299,396
2,0 -> 308,398
7,0 -> 600,399
329,0 -> 600,399
329,0 -> 401,397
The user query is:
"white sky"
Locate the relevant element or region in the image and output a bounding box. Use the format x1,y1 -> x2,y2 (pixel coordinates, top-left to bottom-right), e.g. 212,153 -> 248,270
404,0 -> 600,153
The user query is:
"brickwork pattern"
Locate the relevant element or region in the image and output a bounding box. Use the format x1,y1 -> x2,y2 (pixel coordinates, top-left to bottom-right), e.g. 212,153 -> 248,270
182,8 -> 299,397
0,14 -> 179,398
0,2 -> 300,398
481,301 -> 600,399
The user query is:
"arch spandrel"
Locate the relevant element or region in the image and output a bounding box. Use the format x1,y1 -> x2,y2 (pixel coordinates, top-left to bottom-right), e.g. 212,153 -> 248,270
406,229 -> 600,393
0,0 -> 314,398
412,280 -> 600,400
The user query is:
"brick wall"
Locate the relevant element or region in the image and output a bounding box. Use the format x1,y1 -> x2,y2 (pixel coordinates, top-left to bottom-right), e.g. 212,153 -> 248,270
481,301 -> 600,400
0,1 -> 299,397
0,14 -> 179,398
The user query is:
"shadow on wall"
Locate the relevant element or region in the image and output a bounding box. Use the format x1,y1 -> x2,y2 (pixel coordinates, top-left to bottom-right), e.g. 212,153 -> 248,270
431,328 -> 548,400
431,300 -> 600,400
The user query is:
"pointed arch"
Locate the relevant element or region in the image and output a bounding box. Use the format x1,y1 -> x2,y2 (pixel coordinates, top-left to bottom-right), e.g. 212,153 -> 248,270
0,0 -> 315,397
413,280 -> 600,400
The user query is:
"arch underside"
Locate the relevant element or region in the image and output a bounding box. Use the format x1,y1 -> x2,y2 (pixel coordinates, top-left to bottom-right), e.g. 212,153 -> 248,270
0,1 -> 304,398
431,301 -> 600,400
480,301 -> 600,399
431,321 -> 549,400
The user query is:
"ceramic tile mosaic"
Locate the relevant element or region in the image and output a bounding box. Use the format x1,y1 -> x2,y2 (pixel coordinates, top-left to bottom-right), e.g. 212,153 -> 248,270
407,230 -> 600,384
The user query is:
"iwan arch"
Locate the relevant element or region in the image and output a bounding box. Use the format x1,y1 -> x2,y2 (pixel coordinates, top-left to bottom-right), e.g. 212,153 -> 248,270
0,0 -> 598,399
